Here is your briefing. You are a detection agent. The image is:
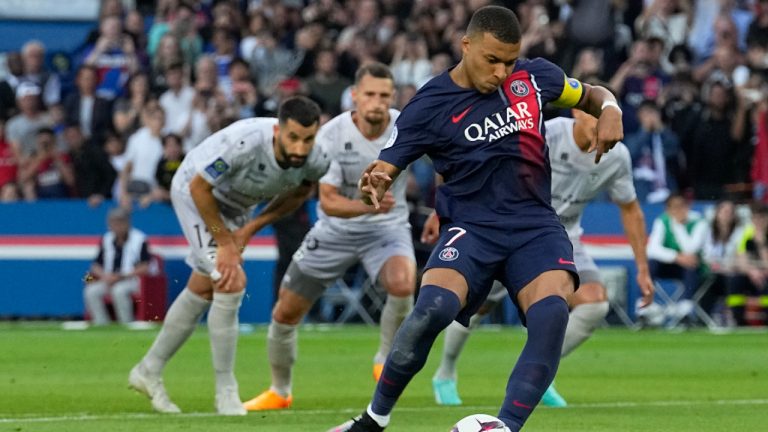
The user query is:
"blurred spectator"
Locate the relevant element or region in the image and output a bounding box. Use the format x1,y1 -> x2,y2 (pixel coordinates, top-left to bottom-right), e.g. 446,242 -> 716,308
226,58 -> 258,119
610,37 -> 670,134
84,207 -> 150,326
570,48 -> 605,83
239,11 -> 269,60
0,52 -> 22,119
624,100 -> 683,204
0,118 -> 19,201
148,133 -> 184,207
700,199 -> 745,318
19,40 -> 61,107
692,44 -> 749,85
113,72 -> 151,139
148,0 -> 203,69
394,84 -> 417,111
208,28 -> 237,95
248,30 -> 303,96
18,127 -> 73,200
119,104 -> 165,208
390,33 -> 431,87
124,9 -> 149,70
63,124 -> 116,207
647,193 -> 708,315
82,14 -> 139,100
729,202 -> 768,325
305,49 -> 350,116
104,132 -> 127,200
6,83 -> 52,161
185,56 -> 221,151
747,0 -> 768,48
680,79 -> 751,200
518,2 -> 558,61
159,62 -> 195,136
560,0 -> 621,75
635,0 -> 691,69
151,33 -> 184,93
63,65 -> 114,144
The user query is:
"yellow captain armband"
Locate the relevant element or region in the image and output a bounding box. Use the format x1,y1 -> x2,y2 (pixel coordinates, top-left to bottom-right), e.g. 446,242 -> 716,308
551,76 -> 584,108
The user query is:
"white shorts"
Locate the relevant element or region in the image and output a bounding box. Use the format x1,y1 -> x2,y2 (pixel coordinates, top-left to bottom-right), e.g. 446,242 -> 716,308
486,237 -> 601,303
285,220 -> 415,301
170,186 -> 249,274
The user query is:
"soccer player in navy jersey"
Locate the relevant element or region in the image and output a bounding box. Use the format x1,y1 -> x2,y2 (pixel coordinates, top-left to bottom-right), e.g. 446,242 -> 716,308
328,6 -> 624,432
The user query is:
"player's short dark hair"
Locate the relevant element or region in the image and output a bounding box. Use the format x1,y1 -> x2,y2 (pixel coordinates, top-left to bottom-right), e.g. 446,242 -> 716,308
278,96 -> 321,127
466,5 -> 521,44
354,62 -> 393,84
36,127 -> 55,136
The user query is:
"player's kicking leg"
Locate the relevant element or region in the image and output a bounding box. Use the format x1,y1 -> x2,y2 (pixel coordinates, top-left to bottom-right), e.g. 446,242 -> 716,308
328,268 -> 467,432
243,262 -> 322,411
129,272 -> 212,414
371,255 -> 415,382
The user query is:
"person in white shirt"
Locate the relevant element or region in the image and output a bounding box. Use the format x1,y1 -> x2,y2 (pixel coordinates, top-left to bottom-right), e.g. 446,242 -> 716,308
159,62 -> 195,139
119,103 -> 165,207
128,96 -> 329,416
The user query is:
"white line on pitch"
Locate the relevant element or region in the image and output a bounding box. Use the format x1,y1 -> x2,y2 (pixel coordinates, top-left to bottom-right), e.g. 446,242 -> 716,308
1,399 -> 767,424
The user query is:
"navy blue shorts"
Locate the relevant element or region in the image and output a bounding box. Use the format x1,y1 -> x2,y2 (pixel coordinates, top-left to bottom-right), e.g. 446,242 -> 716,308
424,220 -> 579,326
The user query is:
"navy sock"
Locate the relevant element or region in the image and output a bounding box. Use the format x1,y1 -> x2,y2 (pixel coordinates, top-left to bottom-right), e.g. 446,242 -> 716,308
370,285 -> 461,416
498,296 -> 569,431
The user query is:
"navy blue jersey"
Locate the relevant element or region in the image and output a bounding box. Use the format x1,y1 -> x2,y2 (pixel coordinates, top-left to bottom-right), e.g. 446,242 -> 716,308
380,58 -> 584,228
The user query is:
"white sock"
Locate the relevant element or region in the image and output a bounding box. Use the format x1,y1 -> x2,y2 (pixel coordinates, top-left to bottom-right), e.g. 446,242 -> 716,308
367,403 -> 390,427
268,321 -> 298,397
374,294 -> 413,364
561,301 -> 609,357
208,291 -> 244,393
434,312 -> 484,380
142,288 -> 210,375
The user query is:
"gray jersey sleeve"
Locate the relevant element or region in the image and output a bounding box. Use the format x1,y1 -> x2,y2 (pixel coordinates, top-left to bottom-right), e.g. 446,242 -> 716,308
607,144 -> 637,205
303,141 -> 331,182
196,130 -> 254,186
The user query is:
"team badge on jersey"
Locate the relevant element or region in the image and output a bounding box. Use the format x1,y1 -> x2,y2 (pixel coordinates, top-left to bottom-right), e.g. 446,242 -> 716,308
439,247 -> 459,261
509,80 -> 530,97
205,157 -> 230,179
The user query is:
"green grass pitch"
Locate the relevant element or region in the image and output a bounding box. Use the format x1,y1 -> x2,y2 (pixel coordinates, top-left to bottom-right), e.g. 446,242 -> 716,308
0,323 -> 766,431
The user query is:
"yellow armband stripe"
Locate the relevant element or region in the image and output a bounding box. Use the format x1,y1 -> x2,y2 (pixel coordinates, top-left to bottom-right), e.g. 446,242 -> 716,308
551,76 -> 584,108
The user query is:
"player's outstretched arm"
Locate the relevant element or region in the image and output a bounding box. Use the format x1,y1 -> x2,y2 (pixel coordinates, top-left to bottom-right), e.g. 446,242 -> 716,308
189,174 -> 242,290
358,160 -> 401,209
618,199 -> 654,307
576,84 -> 624,163
319,183 -> 395,218
234,181 -> 316,247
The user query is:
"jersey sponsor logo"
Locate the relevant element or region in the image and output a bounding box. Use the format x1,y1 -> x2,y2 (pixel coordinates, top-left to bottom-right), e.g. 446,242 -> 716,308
509,80 -> 530,97
451,106 -> 472,123
439,246 -> 459,261
205,157 -> 230,179
258,163 -> 266,171
463,102 -> 535,143
383,126 -> 397,149
344,142 -> 353,151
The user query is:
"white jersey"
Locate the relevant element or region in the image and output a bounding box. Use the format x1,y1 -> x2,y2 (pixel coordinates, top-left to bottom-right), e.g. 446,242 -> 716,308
172,117 -> 329,216
546,117 -> 636,238
316,109 -> 409,233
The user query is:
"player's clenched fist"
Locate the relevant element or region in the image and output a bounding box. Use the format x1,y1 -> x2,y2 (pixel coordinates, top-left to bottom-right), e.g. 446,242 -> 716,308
359,161 -> 393,209
592,106 -> 623,163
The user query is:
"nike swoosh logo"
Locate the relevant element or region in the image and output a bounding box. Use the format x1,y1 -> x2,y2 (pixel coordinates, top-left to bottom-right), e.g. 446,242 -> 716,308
451,106 -> 471,123
512,400 -> 532,409
558,258 -> 575,265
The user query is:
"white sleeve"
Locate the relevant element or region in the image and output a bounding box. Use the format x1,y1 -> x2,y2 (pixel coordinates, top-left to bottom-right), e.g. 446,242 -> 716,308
196,134 -> 251,185
647,218 -> 678,263
674,219 -> 709,254
608,147 -> 637,205
319,159 -> 343,187
124,134 -> 138,165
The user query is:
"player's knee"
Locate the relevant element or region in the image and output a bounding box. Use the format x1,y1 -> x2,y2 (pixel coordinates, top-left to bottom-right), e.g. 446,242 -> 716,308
384,277 -> 415,297
571,282 -> 607,305
272,289 -> 309,325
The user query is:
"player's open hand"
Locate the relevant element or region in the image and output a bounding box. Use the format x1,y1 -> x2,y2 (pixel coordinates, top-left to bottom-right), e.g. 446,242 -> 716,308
591,107 -> 623,163
213,243 -> 244,292
636,269 -> 654,308
359,162 -> 392,209
420,210 -> 440,244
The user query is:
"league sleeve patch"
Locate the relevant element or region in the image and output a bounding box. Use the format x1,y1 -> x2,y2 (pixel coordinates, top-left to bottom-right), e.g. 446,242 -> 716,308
383,126 -> 398,149
204,157 -> 230,179
551,76 -> 584,108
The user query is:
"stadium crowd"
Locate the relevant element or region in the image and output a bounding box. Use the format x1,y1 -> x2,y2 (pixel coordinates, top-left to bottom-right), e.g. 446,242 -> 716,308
0,0 -> 766,326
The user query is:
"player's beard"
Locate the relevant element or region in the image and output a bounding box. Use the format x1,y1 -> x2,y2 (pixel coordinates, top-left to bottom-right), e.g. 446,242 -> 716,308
363,110 -> 386,125
276,136 -> 308,168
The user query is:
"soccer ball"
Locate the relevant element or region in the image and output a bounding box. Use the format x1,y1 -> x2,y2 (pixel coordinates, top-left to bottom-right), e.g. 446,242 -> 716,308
451,414 -> 511,432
